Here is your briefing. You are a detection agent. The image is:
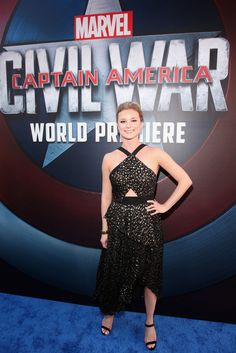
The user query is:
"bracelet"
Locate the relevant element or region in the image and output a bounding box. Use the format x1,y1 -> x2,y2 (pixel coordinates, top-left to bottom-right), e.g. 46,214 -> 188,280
101,230 -> 109,234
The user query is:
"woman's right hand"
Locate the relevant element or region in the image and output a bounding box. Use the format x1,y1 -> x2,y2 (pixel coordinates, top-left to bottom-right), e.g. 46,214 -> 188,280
100,233 -> 108,249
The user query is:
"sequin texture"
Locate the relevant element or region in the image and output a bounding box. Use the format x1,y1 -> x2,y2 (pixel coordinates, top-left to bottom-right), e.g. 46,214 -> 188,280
93,144 -> 164,315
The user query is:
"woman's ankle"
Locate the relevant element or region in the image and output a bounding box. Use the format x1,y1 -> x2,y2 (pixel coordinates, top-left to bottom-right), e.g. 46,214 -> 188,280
104,314 -> 114,319
145,317 -> 154,324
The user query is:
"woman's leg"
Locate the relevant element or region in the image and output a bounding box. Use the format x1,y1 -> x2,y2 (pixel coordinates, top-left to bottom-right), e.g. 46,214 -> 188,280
144,286 -> 157,348
101,314 -> 114,335
144,286 -> 157,322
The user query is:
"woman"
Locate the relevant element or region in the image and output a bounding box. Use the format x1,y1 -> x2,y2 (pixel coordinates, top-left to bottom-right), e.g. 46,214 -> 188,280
93,101 -> 192,350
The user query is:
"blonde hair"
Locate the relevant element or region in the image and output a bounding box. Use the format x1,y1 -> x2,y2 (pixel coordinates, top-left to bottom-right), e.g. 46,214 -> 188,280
116,101 -> 143,122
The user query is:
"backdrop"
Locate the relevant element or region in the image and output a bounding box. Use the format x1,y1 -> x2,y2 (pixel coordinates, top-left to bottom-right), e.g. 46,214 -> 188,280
0,0 -> 235,323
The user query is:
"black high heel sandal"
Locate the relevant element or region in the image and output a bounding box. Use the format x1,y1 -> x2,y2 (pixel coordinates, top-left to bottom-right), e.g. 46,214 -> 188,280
145,322 -> 157,350
101,325 -> 112,335
101,315 -> 114,335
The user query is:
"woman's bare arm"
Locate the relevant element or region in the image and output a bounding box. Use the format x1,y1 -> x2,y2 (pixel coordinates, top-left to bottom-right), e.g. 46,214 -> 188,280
101,153 -> 113,231
100,153 -> 113,248
156,147 -> 193,212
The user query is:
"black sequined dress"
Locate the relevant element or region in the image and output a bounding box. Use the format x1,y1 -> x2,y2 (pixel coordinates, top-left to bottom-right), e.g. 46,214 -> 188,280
93,143 -> 164,315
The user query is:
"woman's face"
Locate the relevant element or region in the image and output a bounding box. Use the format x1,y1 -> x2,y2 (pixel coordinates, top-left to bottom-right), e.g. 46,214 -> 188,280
117,108 -> 143,140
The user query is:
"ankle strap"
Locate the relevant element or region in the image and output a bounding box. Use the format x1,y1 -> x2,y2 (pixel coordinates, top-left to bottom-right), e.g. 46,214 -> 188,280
145,322 -> 155,327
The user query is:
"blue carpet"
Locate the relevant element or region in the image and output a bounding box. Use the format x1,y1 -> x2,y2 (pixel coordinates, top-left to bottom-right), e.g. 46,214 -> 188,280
0,292 -> 235,353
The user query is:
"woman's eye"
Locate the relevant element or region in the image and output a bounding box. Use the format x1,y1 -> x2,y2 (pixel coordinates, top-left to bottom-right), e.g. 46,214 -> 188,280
120,119 -> 137,123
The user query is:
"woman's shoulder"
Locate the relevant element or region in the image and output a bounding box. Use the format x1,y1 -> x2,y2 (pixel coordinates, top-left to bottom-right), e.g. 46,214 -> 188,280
145,144 -> 162,154
103,148 -> 118,158
145,145 -> 168,161
102,148 -> 119,164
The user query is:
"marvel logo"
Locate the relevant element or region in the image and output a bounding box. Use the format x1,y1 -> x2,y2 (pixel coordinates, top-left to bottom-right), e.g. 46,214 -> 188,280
74,11 -> 133,40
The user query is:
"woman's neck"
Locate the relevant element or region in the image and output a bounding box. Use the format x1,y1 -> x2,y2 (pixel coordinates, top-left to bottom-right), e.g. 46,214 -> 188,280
121,140 -> 142,151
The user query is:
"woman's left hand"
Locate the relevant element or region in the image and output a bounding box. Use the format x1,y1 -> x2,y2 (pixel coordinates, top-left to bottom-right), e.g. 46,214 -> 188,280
145,199 -> 168,215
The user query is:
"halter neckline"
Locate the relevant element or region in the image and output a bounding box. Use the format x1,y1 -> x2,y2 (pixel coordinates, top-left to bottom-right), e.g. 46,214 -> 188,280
118,143 -> 146,156
110,143 -> 157,179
